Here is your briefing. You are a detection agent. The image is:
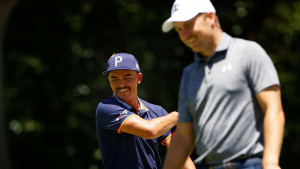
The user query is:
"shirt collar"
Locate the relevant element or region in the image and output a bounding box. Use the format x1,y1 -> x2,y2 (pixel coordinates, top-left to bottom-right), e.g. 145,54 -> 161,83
215,32 -> 231,52
194,32 -> 232,63
113,94 -> 148,111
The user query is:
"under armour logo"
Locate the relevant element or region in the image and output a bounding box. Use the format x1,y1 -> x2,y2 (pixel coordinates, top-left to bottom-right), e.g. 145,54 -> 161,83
222,64 -> 232,72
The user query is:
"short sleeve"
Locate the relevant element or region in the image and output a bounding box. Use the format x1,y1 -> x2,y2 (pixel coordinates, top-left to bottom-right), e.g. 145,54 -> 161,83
178,69 -> 193,123
160,126 -> 176,145
247,42 -> 280,94
96,101 -> 136,133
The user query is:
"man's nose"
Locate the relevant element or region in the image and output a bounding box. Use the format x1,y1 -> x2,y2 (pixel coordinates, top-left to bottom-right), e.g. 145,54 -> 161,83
119,79 -> 126,87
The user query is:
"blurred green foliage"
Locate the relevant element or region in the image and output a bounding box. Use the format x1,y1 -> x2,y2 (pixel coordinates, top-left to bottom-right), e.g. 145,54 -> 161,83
2,0 -> 300,168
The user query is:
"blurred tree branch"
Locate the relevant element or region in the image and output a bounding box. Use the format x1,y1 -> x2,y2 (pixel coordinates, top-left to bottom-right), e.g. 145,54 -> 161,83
0,0 -> 19,169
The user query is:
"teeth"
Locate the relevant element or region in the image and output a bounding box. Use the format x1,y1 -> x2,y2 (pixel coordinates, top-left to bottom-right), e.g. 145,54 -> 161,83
119,89 -> 128,92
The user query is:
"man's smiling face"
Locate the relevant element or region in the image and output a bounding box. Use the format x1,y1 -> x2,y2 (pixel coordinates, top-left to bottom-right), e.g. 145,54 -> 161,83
108,69 -> 142,105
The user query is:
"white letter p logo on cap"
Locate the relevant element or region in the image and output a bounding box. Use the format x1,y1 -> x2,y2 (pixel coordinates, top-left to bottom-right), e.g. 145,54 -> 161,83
115,56 -> 122,66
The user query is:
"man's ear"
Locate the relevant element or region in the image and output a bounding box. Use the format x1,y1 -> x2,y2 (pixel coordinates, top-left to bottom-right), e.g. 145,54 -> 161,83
137,73 -> 143,84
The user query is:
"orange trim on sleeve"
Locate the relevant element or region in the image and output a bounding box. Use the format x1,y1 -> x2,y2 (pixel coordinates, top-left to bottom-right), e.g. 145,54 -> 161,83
161,131 -> 176,145
117,114 -> 135,134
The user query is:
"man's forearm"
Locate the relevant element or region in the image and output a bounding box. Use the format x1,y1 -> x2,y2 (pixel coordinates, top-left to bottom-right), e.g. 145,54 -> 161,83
120,111 -> 178,139
256,86 -> 285,168
263,109 -> 285,168
182,157 -> 196,169
165,137 -> 196,169
163,123 -> 195,169
148,111 -> 179,138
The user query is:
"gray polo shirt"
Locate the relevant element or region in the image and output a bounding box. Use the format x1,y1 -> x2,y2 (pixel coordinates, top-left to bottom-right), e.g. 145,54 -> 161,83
178,33 -> 280,165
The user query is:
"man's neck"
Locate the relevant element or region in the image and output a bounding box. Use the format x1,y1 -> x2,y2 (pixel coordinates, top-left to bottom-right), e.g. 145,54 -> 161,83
114,94 -> 140,114
201,31 -> 223,58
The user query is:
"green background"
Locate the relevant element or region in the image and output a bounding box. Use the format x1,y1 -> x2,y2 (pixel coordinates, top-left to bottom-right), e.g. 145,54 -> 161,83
1,0 -> 299,168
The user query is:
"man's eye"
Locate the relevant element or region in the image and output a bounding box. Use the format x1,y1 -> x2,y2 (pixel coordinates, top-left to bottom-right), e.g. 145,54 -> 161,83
175,28 -> 181,32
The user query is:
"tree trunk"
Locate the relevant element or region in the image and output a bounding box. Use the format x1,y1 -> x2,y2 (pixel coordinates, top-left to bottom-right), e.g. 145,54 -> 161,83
0,0 -> 19,169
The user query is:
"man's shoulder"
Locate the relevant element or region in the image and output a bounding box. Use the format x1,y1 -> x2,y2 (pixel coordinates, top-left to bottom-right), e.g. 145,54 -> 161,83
100,95 -> 117,103
230,36 -> 261,49
181,62 -> 197,78
139,99 -> 166,113
183,62 -> 195,71
139,98 -> 160,109
97,96 -> 121,112
229,36 -> 267,60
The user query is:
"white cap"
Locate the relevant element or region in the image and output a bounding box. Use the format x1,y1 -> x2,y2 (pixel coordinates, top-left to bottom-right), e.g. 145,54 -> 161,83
162,0 -> 216,33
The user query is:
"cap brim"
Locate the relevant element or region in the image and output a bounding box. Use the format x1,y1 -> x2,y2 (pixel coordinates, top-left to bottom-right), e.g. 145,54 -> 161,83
162,19 -> 174,33
161,12 -> 199,33
102,69 -> 141,75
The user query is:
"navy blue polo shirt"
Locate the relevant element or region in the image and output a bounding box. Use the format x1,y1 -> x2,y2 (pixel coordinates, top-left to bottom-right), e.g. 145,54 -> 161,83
96,94 -> 175,169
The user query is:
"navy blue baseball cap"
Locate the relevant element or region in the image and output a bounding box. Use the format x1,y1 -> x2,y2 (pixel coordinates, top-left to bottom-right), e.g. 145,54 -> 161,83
103,53 -> 141,75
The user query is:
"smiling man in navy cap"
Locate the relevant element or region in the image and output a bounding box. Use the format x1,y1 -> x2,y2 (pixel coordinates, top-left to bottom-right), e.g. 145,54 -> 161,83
96,53 -> 195,169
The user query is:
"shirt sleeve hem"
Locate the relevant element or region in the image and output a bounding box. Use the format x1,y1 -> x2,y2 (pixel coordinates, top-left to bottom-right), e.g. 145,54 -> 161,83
117,114 -> 136,134
161,131 -> 176,145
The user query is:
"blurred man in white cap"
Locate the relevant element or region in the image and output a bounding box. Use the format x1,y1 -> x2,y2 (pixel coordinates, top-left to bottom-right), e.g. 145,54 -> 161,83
161,0 -> 285,169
